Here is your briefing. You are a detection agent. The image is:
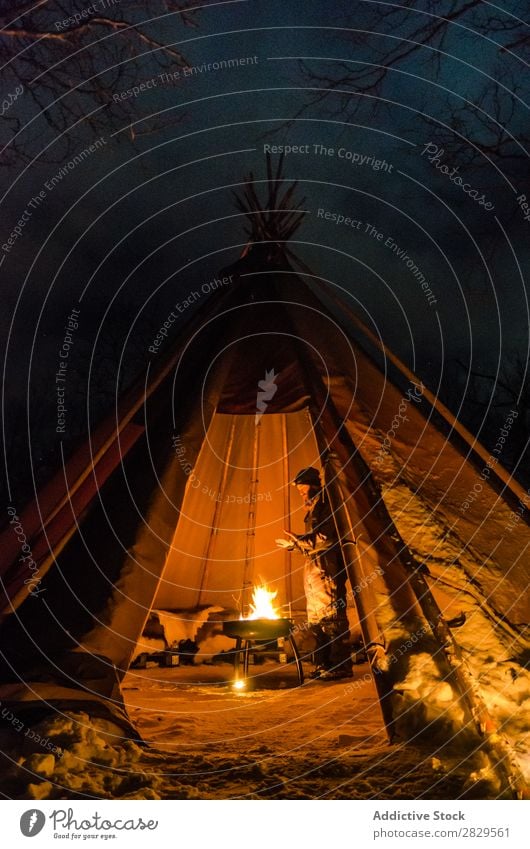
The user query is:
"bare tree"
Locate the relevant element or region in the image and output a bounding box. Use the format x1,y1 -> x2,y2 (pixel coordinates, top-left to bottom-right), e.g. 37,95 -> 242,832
296,0 -> 529,173
0,1 -> 207,164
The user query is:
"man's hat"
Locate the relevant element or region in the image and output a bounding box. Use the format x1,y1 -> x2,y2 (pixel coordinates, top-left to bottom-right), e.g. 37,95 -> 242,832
292,467 -> 321,487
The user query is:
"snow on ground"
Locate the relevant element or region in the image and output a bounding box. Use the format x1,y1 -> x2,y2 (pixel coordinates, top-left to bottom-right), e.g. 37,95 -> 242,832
0,663 -> 495,800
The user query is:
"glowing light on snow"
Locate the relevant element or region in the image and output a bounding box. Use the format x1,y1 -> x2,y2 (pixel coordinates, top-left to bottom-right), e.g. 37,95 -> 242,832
233,679 -> 246,691
248,584 -> 279,619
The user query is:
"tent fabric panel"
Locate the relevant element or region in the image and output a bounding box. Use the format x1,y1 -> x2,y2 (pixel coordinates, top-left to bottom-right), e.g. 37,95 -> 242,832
153,413 -> 250,611
0,422 -> 145,616
154,410 -> 320,614
79,389 -> 219,671
329,374 -> 530,626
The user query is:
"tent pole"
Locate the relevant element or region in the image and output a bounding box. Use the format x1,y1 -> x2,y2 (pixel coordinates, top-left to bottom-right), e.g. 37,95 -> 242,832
242,418 -> 261,613
196,415 -> 237,608
311,428 -> 396,742
281,414 -> 293,609
327,482 -> 396,741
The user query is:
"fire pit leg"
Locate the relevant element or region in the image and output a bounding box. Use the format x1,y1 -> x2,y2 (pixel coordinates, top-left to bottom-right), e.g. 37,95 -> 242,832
224,619 -> 302,688
234,637 -> 243,681
243,640 -> 251,678
287,633 -> 304,686
233,638 -> 252,686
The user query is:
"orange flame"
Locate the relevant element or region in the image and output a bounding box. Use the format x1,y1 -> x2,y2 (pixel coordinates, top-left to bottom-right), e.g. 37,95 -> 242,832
248,584 -> 280,620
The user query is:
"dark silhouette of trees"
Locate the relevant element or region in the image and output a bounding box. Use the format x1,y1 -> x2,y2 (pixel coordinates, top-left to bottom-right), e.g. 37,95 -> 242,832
296,1 -> 529,174
0,1 -> 206,164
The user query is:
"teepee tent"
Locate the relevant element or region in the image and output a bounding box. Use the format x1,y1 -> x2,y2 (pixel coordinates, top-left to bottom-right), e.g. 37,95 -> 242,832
1,159 -> 529,796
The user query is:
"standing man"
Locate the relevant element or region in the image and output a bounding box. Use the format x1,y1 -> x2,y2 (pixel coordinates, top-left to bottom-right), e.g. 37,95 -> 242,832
276,467 -> 352,680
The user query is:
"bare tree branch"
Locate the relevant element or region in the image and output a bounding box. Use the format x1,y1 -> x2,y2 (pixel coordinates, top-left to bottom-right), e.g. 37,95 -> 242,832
0,1 -> 208,163
297,0 -> 529,171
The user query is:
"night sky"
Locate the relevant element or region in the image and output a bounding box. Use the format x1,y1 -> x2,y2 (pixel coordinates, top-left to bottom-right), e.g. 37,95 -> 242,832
1,0 -> 529,503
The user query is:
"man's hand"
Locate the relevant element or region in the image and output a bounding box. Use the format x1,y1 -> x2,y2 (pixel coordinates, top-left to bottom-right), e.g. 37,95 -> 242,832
279,531 -> 312,554
275,538 -> 295,550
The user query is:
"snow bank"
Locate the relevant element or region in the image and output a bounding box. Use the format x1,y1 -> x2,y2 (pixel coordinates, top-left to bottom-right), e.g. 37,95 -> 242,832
9,712 -> 160,800
363,438 -> 530,790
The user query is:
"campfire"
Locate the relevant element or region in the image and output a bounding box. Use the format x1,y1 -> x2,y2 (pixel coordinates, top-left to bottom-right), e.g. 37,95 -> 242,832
223,583 -> 290,641
222,582 -> 303,688
247,584 -> 280,620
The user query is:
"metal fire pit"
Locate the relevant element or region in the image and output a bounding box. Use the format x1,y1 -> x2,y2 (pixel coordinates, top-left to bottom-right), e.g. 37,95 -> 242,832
222,617 -> 292,641
222,618 -> 304,686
